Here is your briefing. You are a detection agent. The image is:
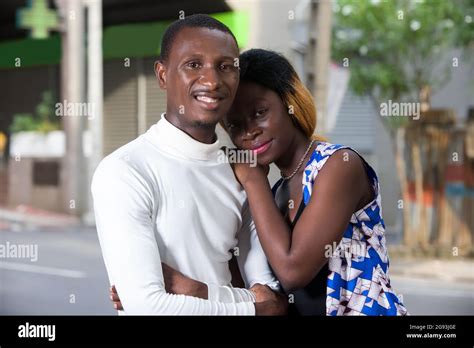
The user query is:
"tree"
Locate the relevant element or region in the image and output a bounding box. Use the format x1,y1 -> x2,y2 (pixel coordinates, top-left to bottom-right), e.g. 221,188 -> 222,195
10,91 -> 60,134
331,0 -> 474,250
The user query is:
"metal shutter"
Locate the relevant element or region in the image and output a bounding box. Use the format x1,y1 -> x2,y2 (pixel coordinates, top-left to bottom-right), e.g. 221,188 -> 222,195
144,57 -> 166,130
103,58 -> 138,156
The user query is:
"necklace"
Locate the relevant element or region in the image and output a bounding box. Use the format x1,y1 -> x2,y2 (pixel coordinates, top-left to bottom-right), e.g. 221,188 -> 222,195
281,140 -> 316,181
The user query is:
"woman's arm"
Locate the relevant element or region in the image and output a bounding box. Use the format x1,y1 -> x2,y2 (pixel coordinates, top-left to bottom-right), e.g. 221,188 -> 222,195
235,150 -> 370,291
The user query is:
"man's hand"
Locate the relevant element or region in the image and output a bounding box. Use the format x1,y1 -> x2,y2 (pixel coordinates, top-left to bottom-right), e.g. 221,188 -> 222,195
250,283 -> 288,316
110,285 -> 123,310
109,263 -> 208,310
249,283 -> 278,303
161,263 -> 208,299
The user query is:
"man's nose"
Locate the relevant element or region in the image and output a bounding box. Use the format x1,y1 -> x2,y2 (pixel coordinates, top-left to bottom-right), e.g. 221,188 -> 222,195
199,67 -> 221,90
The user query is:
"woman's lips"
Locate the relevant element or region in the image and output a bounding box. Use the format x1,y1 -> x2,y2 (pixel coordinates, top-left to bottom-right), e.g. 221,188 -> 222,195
252,140 -> 272,155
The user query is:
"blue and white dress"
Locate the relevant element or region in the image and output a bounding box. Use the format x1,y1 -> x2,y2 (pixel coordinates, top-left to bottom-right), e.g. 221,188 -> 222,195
280,142 -> 408,315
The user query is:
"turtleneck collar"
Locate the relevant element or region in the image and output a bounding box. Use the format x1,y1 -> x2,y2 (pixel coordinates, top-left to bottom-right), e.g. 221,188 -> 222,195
145,113 -> 221,162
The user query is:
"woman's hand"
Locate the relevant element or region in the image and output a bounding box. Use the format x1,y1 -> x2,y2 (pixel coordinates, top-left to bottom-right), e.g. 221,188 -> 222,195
109,263 -> 208,310
225,147 -> 269,186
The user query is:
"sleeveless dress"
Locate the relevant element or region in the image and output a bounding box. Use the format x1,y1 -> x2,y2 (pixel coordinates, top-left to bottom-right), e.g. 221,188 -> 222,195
272,142 -> 408,316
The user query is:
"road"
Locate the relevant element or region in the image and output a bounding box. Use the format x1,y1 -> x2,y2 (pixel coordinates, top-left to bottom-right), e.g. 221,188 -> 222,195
1,226 -> 473,315
0,226 -> 114,314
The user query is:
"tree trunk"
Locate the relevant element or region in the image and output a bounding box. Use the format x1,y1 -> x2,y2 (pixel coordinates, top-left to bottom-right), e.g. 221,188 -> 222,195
395,128 -> 413,248
412,135 -> 428,250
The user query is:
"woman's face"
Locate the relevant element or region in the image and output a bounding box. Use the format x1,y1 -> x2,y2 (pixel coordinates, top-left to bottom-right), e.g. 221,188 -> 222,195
224,81 -> 299,165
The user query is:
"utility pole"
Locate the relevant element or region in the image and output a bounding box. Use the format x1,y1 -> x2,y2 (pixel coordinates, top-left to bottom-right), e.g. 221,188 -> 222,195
55,0 -> 86,217
308,0 -> 332,136
84,0 -> 104,225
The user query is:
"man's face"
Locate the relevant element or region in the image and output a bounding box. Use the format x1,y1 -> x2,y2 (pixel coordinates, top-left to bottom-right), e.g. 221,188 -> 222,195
156,27 -> 240,128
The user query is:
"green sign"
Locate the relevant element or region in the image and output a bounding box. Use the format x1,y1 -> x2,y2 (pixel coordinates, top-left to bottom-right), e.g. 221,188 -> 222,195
17,0 -> 59,39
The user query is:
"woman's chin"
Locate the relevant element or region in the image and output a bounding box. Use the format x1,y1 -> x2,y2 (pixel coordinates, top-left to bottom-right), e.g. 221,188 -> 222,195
257,156 -> 273,167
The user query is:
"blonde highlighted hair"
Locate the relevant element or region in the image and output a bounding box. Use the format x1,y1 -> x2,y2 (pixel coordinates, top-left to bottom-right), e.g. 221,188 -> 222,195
229,49 -> 326,142
283,74 -> 326,142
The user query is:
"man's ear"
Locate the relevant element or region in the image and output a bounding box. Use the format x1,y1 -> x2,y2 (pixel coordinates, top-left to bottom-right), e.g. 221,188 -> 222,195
155,60 -> 167,90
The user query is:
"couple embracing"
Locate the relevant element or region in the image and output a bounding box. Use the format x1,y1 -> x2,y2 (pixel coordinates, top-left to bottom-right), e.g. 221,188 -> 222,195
92,14 -> 408,316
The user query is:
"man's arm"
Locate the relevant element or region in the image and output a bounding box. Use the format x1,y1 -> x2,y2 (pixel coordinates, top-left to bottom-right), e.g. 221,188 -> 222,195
92,156 -> 255,315
203,201 -> 281,304
235,201 -> 281,291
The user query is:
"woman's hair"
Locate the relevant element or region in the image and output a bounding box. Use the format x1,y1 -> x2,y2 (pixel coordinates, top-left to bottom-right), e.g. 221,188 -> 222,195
234,48 -> 325,141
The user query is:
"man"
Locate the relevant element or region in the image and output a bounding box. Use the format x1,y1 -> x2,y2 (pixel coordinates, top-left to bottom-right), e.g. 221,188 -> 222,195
92,14 -> 284,315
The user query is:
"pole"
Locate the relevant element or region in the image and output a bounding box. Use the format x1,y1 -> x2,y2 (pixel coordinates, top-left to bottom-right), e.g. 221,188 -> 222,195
84,0 -> 103,224
310,0 -> 332,136
56,0 -> 85,217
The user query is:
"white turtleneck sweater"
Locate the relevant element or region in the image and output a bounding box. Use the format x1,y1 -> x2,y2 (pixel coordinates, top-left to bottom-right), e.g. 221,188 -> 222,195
92,114 -> 278,315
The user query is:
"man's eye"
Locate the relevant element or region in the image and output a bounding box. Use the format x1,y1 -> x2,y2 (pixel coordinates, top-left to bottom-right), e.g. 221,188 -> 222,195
219,64 -> 233,71
256,109 -> 267,117
186,62 -> 201,69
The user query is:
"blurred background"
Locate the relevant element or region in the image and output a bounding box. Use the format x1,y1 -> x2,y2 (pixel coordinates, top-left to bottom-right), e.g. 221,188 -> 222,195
0,0 -> 473,315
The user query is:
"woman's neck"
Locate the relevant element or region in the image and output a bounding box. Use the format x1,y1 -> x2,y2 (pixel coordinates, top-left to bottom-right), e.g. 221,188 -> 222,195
275,132 -> 313,179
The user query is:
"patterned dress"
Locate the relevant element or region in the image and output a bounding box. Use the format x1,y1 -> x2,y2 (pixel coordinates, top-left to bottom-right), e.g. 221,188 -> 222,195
299,142 -> 408,316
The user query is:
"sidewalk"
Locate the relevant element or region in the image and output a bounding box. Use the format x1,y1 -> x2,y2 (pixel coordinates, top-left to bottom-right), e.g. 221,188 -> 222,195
390,257 -> 474,284
0,204 -> 80,230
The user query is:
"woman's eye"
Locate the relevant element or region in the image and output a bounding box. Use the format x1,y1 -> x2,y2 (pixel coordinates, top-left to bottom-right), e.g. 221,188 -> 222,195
256,109 -> 267,117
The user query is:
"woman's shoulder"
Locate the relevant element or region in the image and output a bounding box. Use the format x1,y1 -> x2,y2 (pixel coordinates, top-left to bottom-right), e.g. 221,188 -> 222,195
302,141 -> 378,206
302,142 -> 372,207
305,141 -> 353,170
304,141 -> 370,187
314,141 -> 350,155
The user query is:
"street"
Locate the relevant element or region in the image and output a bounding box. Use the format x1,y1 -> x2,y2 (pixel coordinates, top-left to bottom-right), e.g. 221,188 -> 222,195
1,227 -> 473,315
0,226 -> 114,314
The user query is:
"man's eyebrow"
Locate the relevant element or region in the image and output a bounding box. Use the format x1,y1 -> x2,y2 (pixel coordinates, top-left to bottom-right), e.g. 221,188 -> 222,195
219,56 -> 237,61
180,53 -> 204,60
180,54 -> 237,61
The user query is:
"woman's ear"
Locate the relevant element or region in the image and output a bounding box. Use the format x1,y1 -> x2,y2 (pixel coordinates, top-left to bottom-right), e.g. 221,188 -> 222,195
155,60 -> 167,90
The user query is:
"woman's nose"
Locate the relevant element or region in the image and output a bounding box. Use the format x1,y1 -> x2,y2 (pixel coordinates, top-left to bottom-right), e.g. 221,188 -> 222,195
242,127 -> 261,140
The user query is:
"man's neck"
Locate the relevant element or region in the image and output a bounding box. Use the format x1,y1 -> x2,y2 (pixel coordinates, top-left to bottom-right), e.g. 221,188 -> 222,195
165,112 -> 217,144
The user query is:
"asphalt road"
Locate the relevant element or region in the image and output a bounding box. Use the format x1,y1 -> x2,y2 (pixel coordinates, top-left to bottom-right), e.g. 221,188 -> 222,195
1,226 -> 473,315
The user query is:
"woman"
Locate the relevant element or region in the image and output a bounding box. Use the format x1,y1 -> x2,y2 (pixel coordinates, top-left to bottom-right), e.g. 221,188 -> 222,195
221,49 -> 407,316
111,49 -> 408,316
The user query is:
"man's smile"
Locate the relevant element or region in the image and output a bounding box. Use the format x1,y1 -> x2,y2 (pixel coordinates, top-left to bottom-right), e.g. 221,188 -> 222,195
192,91 -> 226,110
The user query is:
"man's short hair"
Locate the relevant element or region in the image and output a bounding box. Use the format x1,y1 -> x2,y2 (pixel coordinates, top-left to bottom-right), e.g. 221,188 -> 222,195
159,14 -> 238,62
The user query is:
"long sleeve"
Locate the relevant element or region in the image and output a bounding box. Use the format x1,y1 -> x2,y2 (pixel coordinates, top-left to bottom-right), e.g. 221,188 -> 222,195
91,157 -> 255,315
236,201 -> 280,290
205,201 -> 280,303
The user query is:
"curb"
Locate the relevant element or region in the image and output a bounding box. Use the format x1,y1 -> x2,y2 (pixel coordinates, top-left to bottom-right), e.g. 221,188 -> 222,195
0,205 -> 80,228
390,259 -> 474,284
